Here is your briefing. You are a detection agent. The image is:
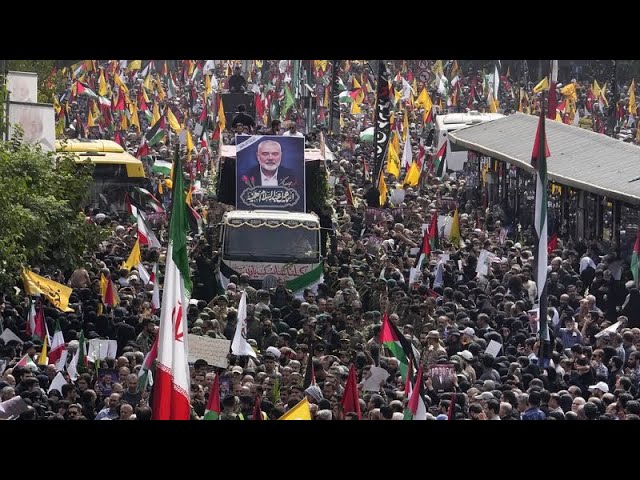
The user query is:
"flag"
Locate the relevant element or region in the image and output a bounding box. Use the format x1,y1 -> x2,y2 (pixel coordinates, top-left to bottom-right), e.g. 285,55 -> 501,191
533,77 -> 549,93
429,210 -> 440,250
98,69 -> 108,96
415,87 -> 433,123
403,161 -> 420,187
252,395 -> 264,421
153,148 -> 192,420
415,225 -> 431,267
16,354 -> 37,371
279,398 -> 312,420
167,108 -> 182,133
21,268 -> 73,312
137,213 -> 162,249
151,159 -> 173,176
204,374 -> 221,420
26,298 -> 36,338
401,135 -> 412,169
532,97 -> 551,367
303,356 -> 316,389
378,172 -> 388,206
449,208 -> 461,246
405,366 -> 427,420
373,61 -> 391,185
632,230 -> 640,287
37,335 -> 48,366
547,232 -> 558,255
103,277 -> 120,307
114,73 -> 129,94
433,140 -> 447,178
77,329 -> 88,373
231,291 -> 256,358
341,364 -> 361,419
218,97 -> 226,132
122,239 -> 142,271
138,335 -> 158,392
380,313 -> 416,382
127,60 -> 142,72
629,80 -> 637,117
48,320 -> 66,369
33,302 -> 46,341
386,142 -> 401,178
143,265 -> 157,313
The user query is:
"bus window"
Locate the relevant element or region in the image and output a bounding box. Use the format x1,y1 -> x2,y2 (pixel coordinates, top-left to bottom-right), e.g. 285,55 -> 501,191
223,225 -> 319,264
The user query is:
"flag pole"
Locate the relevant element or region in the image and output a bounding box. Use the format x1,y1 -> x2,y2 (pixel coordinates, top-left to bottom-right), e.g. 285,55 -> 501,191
534,90 -> 550,368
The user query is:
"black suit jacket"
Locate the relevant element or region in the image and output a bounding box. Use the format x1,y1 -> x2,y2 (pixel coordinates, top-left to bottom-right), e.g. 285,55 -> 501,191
240,165 -> 299,187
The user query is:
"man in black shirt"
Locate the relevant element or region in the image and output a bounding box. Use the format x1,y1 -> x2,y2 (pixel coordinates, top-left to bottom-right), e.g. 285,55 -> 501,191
228,66 -> 246,93
231,104 -> 256,133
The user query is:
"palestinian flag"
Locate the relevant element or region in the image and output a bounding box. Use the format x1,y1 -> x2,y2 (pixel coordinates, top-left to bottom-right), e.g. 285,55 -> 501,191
75,81 -> 98,99
48,320 -> 66,369
16,354 -> 37,371
429,210 -> 440,251
138,335 -> 158,392
631,230 -> 640,287
380,313 -> 417,382
404,366 -> 427,420
151,160 -> 172,176
204,374 -> 221,420
433,140 -> 447,177
532,97 -> 551,367
152,147 -> 193,420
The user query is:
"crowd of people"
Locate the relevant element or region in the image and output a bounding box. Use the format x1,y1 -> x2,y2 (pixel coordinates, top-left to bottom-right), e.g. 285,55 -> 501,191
1,59 -> 640,421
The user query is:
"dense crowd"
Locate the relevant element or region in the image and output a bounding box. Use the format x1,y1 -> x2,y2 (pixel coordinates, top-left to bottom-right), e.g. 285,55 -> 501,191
1,59 -> 640,420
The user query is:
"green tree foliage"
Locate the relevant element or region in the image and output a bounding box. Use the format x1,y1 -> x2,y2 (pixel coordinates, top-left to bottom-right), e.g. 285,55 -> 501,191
7,60 -> 65,104
0,136 -> 106,291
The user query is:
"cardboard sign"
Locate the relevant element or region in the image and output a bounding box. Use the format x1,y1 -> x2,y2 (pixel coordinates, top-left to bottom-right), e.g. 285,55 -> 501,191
187,335 -> 231,368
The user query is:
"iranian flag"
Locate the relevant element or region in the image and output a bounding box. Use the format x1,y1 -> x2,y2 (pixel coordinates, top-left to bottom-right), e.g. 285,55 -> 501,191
380,313 -> 416,383
631,230 -> 640,287
137,213 -> 162,249
532,97 -> 551,367
204,374 -> 221,420
152,148 -> 192,421
48,320 -> 66,370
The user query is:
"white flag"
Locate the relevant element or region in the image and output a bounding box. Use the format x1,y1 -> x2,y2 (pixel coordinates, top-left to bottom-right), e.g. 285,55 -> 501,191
231,292 -> 257,358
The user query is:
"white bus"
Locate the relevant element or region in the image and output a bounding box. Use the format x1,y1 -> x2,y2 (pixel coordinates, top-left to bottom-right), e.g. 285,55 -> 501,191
435,111 -> 504,171
218,210 -> 323,297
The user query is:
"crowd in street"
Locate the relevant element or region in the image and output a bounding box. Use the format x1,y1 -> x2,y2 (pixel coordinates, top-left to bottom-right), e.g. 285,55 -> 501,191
2,59 -> 640,420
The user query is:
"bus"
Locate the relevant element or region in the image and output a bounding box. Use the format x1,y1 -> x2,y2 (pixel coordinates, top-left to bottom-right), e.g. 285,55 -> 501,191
435,111 -> 504,171
218,210 -> 323,297
55,140 -> 164,223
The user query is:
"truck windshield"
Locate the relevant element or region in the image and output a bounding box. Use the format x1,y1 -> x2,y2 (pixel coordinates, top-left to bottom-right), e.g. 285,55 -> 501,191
223,224 -> 319,263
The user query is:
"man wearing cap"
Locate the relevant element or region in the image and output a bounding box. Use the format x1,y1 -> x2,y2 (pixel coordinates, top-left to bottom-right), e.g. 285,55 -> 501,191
588,381 -> 609,399
461,327 -> 477,347
424,331 -> 447,365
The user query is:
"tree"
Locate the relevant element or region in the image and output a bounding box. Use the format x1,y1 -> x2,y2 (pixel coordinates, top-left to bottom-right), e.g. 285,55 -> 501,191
0,134 -> 106,292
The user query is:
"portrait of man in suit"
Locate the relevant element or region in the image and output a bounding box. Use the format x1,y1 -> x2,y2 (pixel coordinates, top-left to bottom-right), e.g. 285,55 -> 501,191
242,139 -> 298,187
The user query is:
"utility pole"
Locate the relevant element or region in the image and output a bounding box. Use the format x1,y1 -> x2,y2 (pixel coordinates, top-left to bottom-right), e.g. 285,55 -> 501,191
607,60 -> 618,137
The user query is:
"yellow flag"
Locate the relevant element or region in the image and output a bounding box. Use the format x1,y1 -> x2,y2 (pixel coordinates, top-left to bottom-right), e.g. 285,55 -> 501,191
114,74 -> 129,94
318,60 -> 327,72
323,88 -> 329,108
415,87 -> 433,113
560,83 -> 577,101
533,77 -> 549,93
449,208 -> 461,245
403,161 -> 420,187
127,60 -> 142,71
592,79 -> 602,98
38,335 -> 48,366
218,98 -> 226,132
21,268 -> 73,312
120,112 -> 129,130
187,60 -> 195,76
279,398 -> 312,420
99,69 -> 108,96
167,108 -> 182,133
87,109 -> 95,127
122,239 -> 142,271
144,72 -> 153,91
142,88 -> 150,104
386,143 -> 401,177
205,74 -> 212,99
152,102 -> 160,125
451,60 -> 459,79
402,108 -> 409,141
187,129 -> 194,161
100,273 -> 108,298
390,131 -> 400,157
394,88 -> 402,104
432,60 -> 444,75
353,77 -> 361,90
155,76 -> 166,101
379,173 -> 388,206
351,100 -> 361,114
129,102 -> 140,131
629,80 -> 637,116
